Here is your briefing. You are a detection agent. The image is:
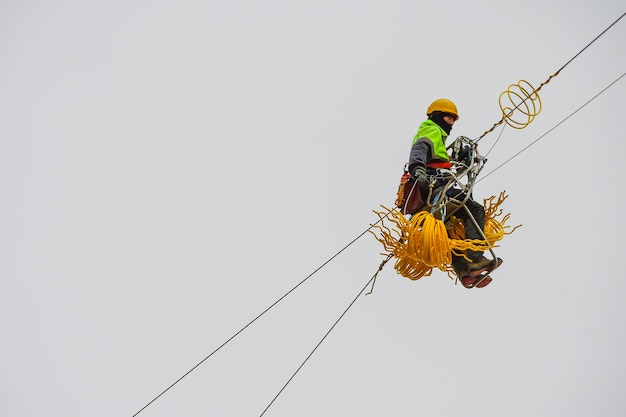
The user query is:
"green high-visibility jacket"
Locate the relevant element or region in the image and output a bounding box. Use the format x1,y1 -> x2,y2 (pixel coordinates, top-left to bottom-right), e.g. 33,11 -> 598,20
408,119 -> 449,172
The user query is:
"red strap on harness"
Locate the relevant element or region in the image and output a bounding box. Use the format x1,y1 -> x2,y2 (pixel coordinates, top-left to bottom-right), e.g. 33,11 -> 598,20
426,161 -> 451,169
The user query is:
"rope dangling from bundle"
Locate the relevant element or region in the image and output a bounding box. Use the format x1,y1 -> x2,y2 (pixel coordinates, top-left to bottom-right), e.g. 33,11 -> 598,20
370,191 -> 521,281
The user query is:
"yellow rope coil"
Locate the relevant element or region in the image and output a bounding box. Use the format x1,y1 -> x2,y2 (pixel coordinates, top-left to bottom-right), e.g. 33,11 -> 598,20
370,191 -> 521,281
479,79 -> 543,139
499,79 -> 542,129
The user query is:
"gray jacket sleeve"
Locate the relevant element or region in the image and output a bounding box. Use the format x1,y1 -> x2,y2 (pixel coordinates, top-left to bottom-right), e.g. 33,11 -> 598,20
408,138 -> 434,173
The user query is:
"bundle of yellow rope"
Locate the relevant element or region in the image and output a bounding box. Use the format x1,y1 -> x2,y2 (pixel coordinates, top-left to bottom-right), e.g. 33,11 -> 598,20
371,191 -> 520,281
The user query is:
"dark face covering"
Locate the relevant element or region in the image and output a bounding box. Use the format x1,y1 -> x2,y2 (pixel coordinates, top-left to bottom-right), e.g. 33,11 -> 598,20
429,111 -> 453,135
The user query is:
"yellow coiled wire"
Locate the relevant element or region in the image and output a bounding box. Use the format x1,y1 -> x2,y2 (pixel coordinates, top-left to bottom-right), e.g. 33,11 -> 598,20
371,192 -> 521,281
478,79 -> 543,139
499,80 -> 542,129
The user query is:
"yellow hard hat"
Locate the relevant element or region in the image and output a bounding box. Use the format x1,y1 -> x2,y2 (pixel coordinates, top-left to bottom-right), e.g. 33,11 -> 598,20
427,98 -> 459,120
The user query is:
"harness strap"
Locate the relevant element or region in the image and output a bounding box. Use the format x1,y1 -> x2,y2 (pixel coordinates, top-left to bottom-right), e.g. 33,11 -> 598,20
427,161 -> 451,169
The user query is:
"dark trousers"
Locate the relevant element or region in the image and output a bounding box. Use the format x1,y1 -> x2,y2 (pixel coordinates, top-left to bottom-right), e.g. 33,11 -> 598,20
445,188 -> 486,273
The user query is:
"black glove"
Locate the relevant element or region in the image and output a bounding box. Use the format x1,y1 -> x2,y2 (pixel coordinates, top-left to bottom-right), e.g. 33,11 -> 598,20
412,164 -> 428,185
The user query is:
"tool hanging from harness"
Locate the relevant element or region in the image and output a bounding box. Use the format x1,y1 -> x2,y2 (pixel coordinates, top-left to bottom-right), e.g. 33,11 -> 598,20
395,167 -> 420,215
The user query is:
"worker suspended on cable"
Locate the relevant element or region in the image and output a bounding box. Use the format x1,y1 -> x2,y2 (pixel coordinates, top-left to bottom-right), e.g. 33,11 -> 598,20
407,98 -> 501,288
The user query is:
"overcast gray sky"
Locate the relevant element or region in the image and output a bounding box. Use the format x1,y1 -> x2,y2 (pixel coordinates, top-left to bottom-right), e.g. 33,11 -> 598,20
1,1 -> 625,416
